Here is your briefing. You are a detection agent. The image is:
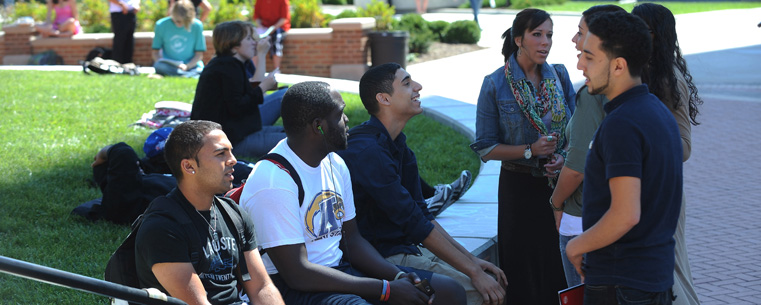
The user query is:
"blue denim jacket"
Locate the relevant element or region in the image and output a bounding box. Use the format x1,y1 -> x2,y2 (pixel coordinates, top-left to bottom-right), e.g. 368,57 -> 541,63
471,55 -> 576,168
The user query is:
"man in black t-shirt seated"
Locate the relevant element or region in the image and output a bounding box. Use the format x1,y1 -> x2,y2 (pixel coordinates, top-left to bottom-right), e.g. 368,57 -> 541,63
134,120 -> 285,305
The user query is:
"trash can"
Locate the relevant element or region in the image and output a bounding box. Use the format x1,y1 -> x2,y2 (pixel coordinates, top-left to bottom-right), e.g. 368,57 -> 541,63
368,31 -> 409,69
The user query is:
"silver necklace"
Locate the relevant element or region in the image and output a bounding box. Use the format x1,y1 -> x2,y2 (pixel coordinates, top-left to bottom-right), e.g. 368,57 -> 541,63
195,202 -> 217,238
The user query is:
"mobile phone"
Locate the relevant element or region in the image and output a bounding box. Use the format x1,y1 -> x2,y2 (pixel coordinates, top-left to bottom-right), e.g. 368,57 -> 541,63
414,279 -> 435,297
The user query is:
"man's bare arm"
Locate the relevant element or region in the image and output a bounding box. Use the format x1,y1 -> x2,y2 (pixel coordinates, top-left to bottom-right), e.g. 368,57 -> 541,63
240,250 -> 285,305
152,262 -> 211,305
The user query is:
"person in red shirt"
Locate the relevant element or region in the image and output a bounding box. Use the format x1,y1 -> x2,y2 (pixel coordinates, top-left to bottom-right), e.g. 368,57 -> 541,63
253,0 -> 290,69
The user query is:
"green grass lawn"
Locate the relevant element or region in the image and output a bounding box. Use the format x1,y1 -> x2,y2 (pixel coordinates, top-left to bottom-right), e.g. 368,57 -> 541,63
536,1 -> 761,14
0,70 -> 479,304
466,0 -> 761,14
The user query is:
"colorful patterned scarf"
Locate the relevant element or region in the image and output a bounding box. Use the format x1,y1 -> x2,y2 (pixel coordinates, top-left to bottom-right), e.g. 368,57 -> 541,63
504,61 -> 569,155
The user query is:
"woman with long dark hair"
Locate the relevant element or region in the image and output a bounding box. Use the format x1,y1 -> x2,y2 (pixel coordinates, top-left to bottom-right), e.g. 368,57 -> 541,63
632,3 -> 703,305
471,8 -> 574,304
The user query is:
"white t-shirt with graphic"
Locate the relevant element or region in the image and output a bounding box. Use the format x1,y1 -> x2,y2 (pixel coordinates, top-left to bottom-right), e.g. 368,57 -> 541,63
239,139 -> 356,274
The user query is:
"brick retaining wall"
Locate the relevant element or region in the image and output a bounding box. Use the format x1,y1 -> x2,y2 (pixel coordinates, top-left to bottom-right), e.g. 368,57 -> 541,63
0,17 -> 375,80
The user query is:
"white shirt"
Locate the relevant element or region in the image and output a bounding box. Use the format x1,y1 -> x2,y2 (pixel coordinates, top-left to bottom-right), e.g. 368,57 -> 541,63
109,0 -> 140,13
239,139 -> 356,274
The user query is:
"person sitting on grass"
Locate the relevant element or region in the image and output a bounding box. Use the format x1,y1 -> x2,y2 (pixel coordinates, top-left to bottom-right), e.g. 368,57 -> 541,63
134,120 -> 285,305
191,20 -> 287,159
151,0 -> 206,78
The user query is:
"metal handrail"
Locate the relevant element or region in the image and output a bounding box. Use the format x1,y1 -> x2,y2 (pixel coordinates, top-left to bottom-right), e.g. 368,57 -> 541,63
0,255 -> 187,305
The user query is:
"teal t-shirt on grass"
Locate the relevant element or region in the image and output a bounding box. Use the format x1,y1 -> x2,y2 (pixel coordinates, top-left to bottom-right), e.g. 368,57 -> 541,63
152,17 -> 206,64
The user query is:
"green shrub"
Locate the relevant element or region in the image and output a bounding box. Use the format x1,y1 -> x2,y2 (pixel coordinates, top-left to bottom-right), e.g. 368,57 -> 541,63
209,0 -> 251,28
443,20 -> 480,44
427,20 -> 449,41
356,0 -> 394,31
321,13 -> 335,27
321,0 -> 346,4
397,13 -> 427,33
79,0 -> 110,33
11,0 -> 46,22
291,0 -> 324,28
396,14 -> 434,54
136,0 -> 169,32
408,30 -> 434,53
510,0 -> 565,9
335,9 -> 357,19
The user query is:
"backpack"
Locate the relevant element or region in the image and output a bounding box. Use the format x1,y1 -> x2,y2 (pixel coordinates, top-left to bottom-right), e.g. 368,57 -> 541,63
133,101 -> 193,129
225,153 -> 305,205
83,57 -> 139,75
28,50 -> 63,65
104,190 -> 250,303
85,46 -> 113,62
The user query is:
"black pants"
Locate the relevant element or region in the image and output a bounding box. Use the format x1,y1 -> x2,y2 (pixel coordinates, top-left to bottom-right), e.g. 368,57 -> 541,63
110,11 -> 136,64
93,143 -> 176,224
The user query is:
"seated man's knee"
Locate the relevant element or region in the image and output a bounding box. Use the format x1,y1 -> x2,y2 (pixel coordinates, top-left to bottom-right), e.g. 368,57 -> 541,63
430,273 -> 466,305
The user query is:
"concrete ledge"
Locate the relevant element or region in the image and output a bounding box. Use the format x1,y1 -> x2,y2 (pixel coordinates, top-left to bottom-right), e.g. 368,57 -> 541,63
330,17 -> 376,31
421,95 -> 498,263
286,28 -> 333,40
3,54 -> 31,65
330,64 -> 368,81
30,33 -> 116,47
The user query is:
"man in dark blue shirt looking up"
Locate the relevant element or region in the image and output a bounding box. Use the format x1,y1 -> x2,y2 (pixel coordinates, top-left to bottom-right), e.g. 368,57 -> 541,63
566,11 -> 683,305
337,63 -> 507,305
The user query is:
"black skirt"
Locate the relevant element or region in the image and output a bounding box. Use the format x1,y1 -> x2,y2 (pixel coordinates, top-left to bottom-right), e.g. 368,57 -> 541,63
498,167 -> 567,305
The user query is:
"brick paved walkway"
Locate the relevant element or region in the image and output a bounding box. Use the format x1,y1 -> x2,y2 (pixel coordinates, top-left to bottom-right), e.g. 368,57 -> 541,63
683,85 -> 761,304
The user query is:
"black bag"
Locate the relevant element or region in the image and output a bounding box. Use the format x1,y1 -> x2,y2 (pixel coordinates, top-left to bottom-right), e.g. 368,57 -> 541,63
104,191 -> 250,303
85,46 -> 112,61
83,57 -> 139,75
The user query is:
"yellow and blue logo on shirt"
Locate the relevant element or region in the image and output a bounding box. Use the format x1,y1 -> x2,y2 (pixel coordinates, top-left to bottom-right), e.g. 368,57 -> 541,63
305,190 -> 345,239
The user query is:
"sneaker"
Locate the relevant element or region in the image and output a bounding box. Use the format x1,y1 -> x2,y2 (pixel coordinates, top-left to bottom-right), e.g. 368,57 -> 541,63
449,170 -> 472,202
426,184 -> 453,216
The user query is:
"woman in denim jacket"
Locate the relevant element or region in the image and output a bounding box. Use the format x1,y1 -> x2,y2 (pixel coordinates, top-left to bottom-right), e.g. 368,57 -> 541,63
470,8 -> 575,304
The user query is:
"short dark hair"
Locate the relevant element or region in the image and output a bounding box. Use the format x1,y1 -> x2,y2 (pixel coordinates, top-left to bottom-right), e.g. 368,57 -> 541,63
164,120 -> 222,181
586,11 -> 651,77
359,62 -> 401,115
281,81 -> 337,137
213,21 -> 255,56
582,4 -> 625,19
501,8 -> 551,63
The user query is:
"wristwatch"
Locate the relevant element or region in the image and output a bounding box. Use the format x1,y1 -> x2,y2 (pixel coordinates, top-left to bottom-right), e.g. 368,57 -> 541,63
523,144 -> 532,159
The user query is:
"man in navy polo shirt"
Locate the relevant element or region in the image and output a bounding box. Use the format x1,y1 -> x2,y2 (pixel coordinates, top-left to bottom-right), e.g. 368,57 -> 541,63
566,11 -> 683,304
